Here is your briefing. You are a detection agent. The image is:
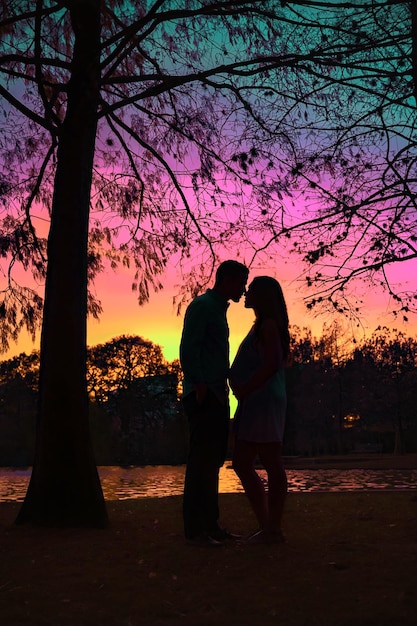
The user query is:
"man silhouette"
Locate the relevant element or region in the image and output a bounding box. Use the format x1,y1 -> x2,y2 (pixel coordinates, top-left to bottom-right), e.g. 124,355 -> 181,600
180,260 -> 249,546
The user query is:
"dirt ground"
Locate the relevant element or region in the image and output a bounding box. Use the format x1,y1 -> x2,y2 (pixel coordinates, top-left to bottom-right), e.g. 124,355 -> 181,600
0,454 -> 416,625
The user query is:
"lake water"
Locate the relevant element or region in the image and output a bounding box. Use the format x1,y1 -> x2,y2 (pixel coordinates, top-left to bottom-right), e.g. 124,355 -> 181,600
0,464 -> 416,502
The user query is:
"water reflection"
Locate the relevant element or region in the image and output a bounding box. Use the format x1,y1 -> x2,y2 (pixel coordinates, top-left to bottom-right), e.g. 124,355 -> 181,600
0,465 -> 416,502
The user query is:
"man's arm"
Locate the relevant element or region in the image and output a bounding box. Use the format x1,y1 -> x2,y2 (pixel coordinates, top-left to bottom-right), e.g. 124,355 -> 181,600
180,299 -> 208,402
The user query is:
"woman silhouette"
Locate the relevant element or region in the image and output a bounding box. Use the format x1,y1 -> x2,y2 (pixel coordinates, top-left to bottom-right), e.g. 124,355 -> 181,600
229,276 -> 290,544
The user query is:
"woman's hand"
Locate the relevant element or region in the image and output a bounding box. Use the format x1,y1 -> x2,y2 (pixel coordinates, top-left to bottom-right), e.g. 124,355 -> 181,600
230,382 -> 247,401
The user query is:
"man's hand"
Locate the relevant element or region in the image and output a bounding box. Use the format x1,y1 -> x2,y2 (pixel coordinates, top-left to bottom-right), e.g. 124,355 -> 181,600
195,382 -> 208,404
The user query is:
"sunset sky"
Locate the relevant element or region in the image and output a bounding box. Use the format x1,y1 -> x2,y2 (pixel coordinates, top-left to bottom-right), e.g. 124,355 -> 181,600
98,258 -> 417,359
4,253 -> 417,366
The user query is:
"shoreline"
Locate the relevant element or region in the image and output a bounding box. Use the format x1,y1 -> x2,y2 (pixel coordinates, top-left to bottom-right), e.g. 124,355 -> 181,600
1,452 -> 417,472
282,452 -> 417,470
231,451 -> 417,471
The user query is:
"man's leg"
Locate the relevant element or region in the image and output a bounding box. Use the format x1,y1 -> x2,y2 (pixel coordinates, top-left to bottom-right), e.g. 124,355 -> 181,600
202,392 -> 229,535
182,391 -> 229,539
182,392 -> 205,539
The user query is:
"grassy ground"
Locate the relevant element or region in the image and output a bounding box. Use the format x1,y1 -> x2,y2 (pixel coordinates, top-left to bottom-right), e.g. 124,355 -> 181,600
1,486 -> 417,625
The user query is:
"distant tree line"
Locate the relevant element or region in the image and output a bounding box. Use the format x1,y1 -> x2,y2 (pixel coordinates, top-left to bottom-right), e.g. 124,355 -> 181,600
285,323 -> 417,457
1,326 -> 416,467
0,335 -> 186,467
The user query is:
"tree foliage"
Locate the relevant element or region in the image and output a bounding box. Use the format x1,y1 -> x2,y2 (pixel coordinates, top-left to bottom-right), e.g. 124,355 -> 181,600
0,333 -> 177,402
1,0 -> 415,353
87,334 -> 170,402
359,326 -> 417,453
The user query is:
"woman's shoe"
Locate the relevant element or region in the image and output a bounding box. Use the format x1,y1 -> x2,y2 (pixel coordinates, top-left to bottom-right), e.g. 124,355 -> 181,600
243,529 -> 286,545
242,528 -> 261,541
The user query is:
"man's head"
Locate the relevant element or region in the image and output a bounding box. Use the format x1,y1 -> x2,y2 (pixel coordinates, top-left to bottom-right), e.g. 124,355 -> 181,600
214,260 -> 249,302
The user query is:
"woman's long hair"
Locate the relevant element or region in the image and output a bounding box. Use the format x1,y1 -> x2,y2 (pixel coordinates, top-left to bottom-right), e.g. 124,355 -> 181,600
250,276 -> 290,363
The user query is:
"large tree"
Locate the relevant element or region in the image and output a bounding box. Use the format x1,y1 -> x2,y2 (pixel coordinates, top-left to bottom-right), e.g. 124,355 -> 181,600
0,1 -> 415,525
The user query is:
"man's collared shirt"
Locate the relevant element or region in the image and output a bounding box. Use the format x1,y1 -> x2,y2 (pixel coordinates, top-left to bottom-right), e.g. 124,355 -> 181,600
180,289 -> 229,403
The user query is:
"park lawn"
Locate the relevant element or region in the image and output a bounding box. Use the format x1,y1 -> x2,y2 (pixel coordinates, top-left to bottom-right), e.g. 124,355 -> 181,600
0,491 -> 416,626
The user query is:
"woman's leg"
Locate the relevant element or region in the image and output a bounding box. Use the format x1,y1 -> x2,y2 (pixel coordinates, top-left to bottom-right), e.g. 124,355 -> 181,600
232,439 -> 268,530
257,442 -> 287,532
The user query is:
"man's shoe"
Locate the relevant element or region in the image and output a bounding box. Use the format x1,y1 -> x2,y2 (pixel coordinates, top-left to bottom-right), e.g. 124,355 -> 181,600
186,533 -> 224,547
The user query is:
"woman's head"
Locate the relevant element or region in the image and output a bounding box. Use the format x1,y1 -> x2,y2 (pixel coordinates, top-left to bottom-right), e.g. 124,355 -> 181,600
245,276 -> 290,359
245,276 -> 286,316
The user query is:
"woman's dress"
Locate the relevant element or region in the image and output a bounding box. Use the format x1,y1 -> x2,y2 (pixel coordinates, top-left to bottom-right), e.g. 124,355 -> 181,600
229,328 -> 286,443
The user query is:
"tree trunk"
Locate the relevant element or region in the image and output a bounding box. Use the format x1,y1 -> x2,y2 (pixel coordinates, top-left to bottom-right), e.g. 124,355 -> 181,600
393,378 -> 405,456
16,0 -> 108,527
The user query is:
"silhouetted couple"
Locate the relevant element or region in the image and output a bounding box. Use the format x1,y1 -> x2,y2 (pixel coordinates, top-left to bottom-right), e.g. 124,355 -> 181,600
180,260 -> 290,546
